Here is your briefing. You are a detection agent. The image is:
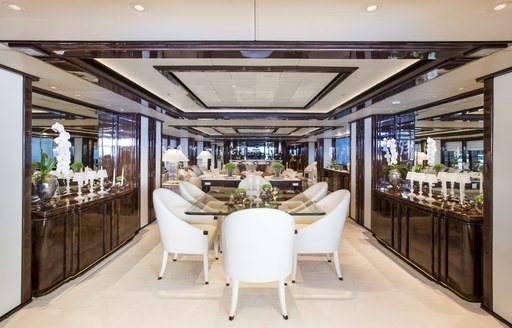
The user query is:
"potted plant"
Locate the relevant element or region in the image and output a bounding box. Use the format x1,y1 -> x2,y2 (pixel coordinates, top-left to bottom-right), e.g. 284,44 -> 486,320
272,162 -> 284,177
225,162 -> 236,177
433,163 -> 446,173
32,152 -> 58,204
70,161 -> 84,173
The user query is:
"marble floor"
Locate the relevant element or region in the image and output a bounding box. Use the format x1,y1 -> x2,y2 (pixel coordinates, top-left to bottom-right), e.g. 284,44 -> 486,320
1,219 -> 505,328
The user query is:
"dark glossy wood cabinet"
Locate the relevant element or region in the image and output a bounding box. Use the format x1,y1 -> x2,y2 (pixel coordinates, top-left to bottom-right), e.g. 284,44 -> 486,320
32,189 -> 139,296
372,190 -> 482,302
322,168 -> 350,192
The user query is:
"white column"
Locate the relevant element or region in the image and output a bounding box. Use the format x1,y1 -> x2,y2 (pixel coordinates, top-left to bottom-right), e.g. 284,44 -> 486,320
308,141 -> 315,164
492,71 -> 512,323
0,68 -> 23,316
74,137 -> 83,163
155,121 -> 162,188
350,123 -> 357,220
364,117 -> 373,229
140,117 -> 149,227
323,138 -> 332,168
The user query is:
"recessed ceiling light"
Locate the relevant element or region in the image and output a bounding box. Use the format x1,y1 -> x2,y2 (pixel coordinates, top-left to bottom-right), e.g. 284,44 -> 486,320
120,108 -> 125,112
363,4 -> 379,13
459,87 -> 465,90
50,86 -> 57,89
493,2 -> 511,11
130,3 -> 145,12
3,2 -> 23,11
75,94 -> 81,97
231,85 -> 236,88
391,100 -> 401,105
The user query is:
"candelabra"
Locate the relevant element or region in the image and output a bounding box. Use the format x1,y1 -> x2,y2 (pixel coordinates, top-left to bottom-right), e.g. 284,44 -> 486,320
73,172 -> 85,201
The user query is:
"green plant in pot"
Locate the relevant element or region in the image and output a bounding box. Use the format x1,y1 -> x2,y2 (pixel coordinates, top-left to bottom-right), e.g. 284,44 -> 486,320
225,162 -> 236,177
433,163 -> 446,173
272,162 -> 284,177
32,152 -> 58,204
70,161 -> 84,173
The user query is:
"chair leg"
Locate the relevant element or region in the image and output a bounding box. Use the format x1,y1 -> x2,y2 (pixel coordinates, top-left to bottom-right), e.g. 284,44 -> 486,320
203,236 -> 209,284
326,253 -> 331,262
278,278 -> 288,320
229,279 -> 240,320
292,250 -> 298,283
333,250 -> 343,281
158,251 -> 168,280
214,234 -> 219,260
173,253 -> 178,262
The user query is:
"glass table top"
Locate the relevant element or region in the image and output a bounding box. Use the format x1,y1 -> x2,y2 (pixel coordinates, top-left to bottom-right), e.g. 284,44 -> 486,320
185,190 -> 325,216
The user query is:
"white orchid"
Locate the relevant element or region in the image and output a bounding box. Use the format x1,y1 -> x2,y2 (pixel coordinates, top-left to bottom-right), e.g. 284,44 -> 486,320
426,137 -> 437,167
384,138 -> 398,165
51,123 -> 71,176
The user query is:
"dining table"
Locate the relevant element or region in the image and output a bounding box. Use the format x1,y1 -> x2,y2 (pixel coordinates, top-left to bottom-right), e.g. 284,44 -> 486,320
185,190 -> 325,216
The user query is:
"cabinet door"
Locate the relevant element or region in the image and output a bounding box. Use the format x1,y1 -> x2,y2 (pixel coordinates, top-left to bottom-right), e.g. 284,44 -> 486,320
78,203 -> 107,271
445,219 -> 482,299
32,214 -> 67,295
406,206 -> 434,275
371,194 -> 394,247
115,191 -> 140,246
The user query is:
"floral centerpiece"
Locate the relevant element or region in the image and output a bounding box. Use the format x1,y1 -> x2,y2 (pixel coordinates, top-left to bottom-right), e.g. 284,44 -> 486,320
382,138 -> 407,189
426,137 -> 437,167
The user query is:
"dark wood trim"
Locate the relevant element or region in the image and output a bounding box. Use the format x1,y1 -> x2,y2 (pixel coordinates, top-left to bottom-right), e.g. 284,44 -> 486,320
482,78 -> 493,311
355,120 -> 365,226
21,76 -> 32,304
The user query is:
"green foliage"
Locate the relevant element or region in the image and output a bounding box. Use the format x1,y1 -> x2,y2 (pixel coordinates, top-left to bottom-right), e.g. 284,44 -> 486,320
272,162 -> 284,170
224,162 -> 236,170
474,194 -> 484,202
261,183 -> 272,190
412,164 -> 423,173
32,152 -> 57,184
70,161 -> 84,172
433,163 -> 446,173
234,187 -> 246,194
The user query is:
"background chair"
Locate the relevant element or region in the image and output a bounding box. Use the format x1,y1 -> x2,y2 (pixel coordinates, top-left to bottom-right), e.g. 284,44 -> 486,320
153,188 -> 218,284
292,189 -> 350,283
302,181 -> 328,202
238,175 -> 270,195
222,208 -> 295,320
179,180 -> 205,205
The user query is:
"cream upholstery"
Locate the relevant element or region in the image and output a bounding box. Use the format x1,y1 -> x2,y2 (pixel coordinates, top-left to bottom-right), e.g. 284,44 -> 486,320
153,189 -> 218,284
292,189 -> 350,282
222,208 -> 295,320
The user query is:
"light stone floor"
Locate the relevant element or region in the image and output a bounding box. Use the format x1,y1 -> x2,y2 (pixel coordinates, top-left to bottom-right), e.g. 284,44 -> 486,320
1,220 -> 505,328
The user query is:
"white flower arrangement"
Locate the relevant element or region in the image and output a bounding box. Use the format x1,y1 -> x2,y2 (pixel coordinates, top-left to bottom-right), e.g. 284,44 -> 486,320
51,122 -> 71,176
383,138 -> 398,165
426,137 -> 437,167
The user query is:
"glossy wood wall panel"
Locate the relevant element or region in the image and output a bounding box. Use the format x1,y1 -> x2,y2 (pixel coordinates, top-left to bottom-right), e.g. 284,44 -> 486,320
354,119 -> 365,225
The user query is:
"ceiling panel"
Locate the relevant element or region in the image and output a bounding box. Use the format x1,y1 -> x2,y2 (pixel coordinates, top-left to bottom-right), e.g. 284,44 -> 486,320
237,128 -> 275,134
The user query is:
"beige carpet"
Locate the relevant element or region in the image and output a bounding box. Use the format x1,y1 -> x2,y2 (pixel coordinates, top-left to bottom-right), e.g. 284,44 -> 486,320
1,220 -> 504,328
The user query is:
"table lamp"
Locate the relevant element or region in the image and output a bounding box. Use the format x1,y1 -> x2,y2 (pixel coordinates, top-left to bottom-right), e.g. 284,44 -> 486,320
97,168 -> 109,196
197,150 -> 213,171
163,148 -> 189,181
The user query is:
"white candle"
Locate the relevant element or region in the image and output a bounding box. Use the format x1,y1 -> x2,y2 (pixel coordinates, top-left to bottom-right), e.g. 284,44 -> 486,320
113,167 -> 116,183
121,167 -> 124,186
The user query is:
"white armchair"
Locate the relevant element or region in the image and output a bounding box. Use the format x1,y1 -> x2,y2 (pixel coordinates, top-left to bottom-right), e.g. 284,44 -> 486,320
153,188 -> 218,284
222,208 -> 295,320
302,181 -> 328,202
292,189 -> 350,283
179,181 -> 205,205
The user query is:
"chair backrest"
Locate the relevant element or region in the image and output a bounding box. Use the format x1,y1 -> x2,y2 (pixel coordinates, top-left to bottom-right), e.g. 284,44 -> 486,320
238,175 -> 270,191
179,180 -> 205,204
152,188 -> 207,254
222,208 -> 295,283
297,189 -> 350,253
302,181 -> 328,202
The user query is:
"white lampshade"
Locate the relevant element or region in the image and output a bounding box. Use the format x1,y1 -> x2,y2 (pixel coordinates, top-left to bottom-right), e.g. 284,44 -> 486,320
415,151 -> 428,162
197,150 -> 213,160
86,170 -> 97,180
73,172 -> 85,183
97,169 -> 108,179
162,149 -> 189,163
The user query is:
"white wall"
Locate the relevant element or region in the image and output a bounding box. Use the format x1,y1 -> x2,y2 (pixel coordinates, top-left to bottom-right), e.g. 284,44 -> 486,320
140,117 -> 149,227
492,71 -> 512,323
0,68 -> 23,316
155,122 -> 162,188
350,123 -> 357,220
308,141 -> 315,165
323,138 -> 332,168
364,117 -> 373,229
